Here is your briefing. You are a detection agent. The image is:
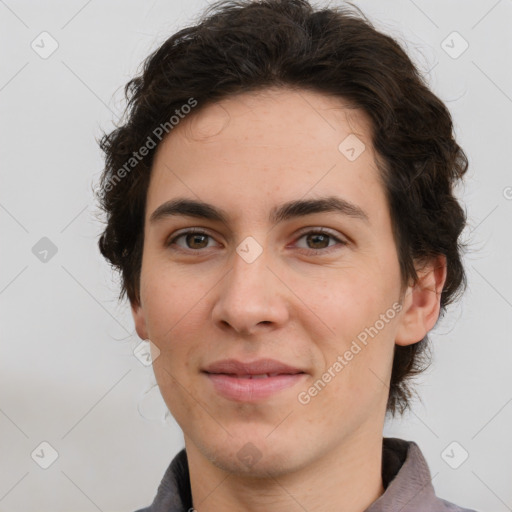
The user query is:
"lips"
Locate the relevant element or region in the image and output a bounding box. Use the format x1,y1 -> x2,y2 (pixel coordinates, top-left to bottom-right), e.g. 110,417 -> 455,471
235,373 -> 281,379
203,358 -> 304,376
202,358 -> 306,402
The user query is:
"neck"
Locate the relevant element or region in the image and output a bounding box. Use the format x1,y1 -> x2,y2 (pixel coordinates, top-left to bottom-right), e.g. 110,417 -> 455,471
186,433 -> 385,512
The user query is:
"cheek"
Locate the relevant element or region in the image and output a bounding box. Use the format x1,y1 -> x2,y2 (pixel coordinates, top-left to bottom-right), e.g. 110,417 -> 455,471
303,269 -> 398,378
140,261 -> 205,335
141,264 -> 217,360
145,284 -> 207,421
301,269 -> 379,335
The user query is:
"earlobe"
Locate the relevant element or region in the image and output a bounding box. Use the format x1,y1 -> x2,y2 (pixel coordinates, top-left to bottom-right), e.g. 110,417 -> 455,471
131,302 -> 149,341
395,255 -> 447,347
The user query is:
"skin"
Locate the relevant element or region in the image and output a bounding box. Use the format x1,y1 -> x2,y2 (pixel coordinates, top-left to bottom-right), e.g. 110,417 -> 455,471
132,87 -> 447,512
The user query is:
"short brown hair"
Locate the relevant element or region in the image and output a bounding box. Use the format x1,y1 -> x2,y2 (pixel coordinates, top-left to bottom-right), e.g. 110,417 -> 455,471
96,0 -> 468,416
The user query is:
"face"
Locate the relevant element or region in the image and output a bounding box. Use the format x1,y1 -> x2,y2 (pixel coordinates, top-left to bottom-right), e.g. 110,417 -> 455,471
133,87 -> 410,476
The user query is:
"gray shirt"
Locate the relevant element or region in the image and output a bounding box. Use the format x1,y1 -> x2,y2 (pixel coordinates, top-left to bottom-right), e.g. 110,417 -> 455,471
134,437 -> 478,512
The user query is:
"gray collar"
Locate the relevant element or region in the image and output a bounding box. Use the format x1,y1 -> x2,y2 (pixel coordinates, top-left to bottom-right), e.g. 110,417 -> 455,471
136,437 -> 477,512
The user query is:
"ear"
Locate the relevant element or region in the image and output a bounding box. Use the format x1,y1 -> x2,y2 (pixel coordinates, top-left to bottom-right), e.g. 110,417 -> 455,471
395,254 -> 447,346
131,300 -> 149,341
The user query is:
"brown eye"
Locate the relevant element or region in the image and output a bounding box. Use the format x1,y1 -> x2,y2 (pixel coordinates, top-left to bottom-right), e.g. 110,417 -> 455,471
305,233 -> 331,249
185,233 -> 209,249
167,230 -> 219,251
294,229 -> 347,255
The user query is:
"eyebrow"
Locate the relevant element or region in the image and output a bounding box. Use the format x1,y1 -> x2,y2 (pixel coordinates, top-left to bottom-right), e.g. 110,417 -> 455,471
149,196 -> 369,226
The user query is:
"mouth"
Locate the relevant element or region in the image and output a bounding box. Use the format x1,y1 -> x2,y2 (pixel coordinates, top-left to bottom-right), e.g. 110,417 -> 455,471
202,358 -> 307,402
218,373 -> 295,379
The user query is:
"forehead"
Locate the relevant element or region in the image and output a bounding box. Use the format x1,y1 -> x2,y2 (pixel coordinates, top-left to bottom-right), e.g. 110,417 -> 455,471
167,87 -> 375,159
148,87 -> 386,224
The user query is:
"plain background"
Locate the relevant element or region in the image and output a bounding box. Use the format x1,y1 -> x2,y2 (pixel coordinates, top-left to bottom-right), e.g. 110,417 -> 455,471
1,0 -> 511,510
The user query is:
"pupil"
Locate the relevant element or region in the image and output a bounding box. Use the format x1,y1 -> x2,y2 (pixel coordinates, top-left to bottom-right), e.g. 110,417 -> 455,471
188,233 -> 208,249
308,233 -> 328,249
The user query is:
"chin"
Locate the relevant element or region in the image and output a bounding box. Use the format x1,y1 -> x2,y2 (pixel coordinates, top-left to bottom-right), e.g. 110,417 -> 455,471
193,427 -> 309,478
210,446 -> 301,478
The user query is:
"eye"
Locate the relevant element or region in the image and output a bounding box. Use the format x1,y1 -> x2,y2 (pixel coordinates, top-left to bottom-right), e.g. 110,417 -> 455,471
167,229 -> 220,251
166,227 -> 346,254
293,229 -> 347,254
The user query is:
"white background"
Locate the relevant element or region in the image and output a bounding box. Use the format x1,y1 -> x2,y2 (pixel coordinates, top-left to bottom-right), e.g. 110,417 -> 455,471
1,0 -> 511,510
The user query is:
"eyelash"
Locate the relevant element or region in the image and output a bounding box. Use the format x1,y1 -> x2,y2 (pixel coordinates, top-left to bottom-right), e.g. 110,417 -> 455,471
166,227 -> 347,255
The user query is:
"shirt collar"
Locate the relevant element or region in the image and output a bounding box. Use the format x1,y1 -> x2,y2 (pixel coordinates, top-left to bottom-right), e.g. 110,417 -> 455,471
143,437 -> 459,512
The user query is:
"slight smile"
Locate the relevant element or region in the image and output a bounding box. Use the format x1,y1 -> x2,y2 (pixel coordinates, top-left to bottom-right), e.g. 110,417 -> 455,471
202,358 -> 308,402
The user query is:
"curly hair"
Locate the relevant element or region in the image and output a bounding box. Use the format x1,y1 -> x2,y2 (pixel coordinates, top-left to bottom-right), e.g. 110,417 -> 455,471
96,0 -> 468,416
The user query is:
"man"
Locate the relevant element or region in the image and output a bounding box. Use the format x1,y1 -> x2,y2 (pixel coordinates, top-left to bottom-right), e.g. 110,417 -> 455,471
96,1 -> 477,510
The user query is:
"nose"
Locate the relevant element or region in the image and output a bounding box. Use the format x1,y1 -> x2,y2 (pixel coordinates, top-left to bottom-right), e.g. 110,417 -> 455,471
211,243 -> 290,336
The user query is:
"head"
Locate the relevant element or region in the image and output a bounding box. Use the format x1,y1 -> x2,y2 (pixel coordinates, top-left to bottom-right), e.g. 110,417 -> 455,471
97,0 -> 467,475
